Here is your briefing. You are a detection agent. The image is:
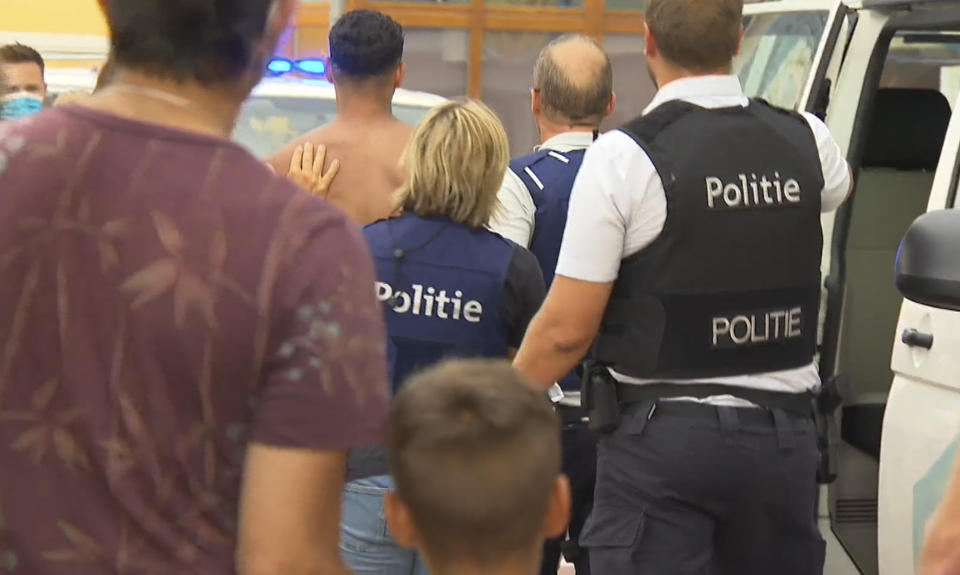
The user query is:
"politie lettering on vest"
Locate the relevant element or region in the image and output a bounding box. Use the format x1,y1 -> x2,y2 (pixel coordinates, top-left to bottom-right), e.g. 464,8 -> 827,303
705,172 -> 802,209
711,307 -> 803,348
376,281 -> 483,322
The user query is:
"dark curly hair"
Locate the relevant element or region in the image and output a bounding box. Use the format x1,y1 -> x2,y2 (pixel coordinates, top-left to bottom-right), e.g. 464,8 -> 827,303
329,10 -> 404,80
103,0 -> 277,85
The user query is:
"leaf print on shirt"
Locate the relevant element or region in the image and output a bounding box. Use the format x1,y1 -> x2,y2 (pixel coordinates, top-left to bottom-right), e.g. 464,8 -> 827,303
0,377 -> 89,470
121,212 -> 219,329
42,521 -> 104,564
0,132 -> 102,409
274,291 -> 387,406
120,214 -> 254,329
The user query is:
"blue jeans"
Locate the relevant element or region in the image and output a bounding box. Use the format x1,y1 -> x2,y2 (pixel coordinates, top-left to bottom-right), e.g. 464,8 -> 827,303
340,476 -> 430,575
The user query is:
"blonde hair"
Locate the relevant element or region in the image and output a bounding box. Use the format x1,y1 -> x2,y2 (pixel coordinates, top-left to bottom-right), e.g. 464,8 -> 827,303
396,99 -> 510,228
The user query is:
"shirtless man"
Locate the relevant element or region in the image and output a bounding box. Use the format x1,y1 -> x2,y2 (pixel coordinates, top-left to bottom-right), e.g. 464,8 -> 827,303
269,9 -> 411,226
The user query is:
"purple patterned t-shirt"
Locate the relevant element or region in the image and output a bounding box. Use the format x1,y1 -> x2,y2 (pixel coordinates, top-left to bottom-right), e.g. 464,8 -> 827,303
0,106 -> 389,574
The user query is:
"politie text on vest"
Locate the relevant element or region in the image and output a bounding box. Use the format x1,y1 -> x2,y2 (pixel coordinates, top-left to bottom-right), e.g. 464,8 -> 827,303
712,307 -> 803,348
376,282 -> 483,322
706,172 -> 801,209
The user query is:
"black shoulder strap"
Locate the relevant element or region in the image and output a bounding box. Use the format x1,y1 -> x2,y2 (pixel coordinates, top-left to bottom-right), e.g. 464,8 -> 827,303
619,100 -> 702,148
747,97 -> 810,125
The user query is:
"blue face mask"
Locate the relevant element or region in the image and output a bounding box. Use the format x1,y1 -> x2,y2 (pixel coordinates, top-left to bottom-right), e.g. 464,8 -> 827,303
1,92 -> 44,120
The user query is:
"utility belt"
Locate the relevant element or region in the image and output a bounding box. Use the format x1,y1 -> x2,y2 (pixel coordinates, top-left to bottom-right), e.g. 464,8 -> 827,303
582,363 -> 845,484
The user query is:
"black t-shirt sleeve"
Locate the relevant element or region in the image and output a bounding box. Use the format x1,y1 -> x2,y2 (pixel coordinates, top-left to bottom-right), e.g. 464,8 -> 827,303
500,245 -> 546,348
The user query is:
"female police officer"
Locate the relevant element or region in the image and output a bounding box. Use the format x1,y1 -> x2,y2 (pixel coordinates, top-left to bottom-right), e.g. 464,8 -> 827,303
340,99 -> 547,575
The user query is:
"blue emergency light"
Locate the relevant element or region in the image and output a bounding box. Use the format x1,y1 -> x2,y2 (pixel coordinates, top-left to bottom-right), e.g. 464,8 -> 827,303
297,59 -> 327,75
267,58 -> 327,76
267,58 -> 294,74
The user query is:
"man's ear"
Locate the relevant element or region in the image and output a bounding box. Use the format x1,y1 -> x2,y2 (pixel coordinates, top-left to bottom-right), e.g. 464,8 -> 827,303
541,475 -> 572,539
395,62 -> 406,89
643,21 -> 659,59
735,24 -> 745,57
385,490 -> 420,550
323,55 -> 335,84
605,92 -> 617,118
531,88 -> 541,117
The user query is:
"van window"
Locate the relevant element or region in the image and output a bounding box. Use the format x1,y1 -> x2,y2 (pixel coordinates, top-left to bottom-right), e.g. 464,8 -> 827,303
234,96 -> 433,159
882,33 -> 960,108
734,11 -> 830,109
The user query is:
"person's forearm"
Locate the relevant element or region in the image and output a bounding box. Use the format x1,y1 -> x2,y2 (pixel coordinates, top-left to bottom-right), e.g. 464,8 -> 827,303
513,314 -> 592,390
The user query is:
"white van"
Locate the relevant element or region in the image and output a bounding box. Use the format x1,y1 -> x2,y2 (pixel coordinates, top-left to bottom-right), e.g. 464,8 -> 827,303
43,67 -> 448,160
735,1 -> 960,573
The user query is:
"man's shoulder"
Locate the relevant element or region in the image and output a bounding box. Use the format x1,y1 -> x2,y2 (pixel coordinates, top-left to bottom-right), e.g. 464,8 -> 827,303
266,124 -> 338,171
0,107 -> 85,152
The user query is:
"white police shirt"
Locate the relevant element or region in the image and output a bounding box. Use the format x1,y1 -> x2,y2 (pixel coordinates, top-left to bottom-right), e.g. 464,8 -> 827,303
490,131 -> 595,247
556,75 -> 852,407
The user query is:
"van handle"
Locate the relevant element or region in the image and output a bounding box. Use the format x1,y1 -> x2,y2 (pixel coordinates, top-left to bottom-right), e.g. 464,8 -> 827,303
901,329 -> 933,350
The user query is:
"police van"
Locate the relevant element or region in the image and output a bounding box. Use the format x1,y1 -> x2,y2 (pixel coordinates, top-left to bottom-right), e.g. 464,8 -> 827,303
42,62 -> 448,159
736,0 -> 960,573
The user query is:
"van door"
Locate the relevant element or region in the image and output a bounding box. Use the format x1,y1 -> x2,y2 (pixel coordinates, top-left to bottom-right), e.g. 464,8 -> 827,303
878,92 -> 960,575
816,6 -> 960,575
735,0 -> 854,373
736,0 -> 848,113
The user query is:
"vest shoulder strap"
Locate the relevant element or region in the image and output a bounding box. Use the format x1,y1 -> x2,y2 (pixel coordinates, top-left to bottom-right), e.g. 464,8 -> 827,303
747,96 -> 809,124
619,100 -> 702,149
510,149 -> 586,197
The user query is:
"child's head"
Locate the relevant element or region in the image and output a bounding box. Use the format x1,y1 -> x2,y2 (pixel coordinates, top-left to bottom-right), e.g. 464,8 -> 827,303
385,359 -> 569,572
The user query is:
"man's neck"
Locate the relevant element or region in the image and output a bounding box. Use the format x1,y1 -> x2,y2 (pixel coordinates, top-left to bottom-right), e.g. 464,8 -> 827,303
335,91 -> 397,122
80,69 -> 244,139
537,119 -> 597,146
654,64 -> 733,91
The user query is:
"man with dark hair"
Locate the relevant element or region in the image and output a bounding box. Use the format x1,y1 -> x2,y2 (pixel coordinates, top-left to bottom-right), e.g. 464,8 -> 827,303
489,34 -> 614,575
0,1 -> 389,574
268,9 -> 411,226
385,359 -> 570,575
513,0 -> 854,573
0,43 -> 46,120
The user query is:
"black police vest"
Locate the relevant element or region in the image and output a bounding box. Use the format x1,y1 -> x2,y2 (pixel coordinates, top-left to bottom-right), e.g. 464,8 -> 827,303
593,99 -> 825,379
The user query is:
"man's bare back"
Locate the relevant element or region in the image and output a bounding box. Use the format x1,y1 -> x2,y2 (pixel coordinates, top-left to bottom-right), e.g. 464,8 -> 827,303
269,117 -> 413,226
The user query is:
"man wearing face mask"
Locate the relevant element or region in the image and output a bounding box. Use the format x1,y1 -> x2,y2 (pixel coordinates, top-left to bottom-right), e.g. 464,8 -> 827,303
0,43 -> 46,120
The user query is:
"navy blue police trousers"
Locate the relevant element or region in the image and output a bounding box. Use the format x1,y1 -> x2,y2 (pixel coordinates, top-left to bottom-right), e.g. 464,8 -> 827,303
580,400 -> 825,575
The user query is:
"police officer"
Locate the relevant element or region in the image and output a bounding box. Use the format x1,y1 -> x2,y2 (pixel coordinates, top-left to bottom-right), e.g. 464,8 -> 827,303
512,0 -> 854,572
342,99 -> 547,575
489,34 -> 614,575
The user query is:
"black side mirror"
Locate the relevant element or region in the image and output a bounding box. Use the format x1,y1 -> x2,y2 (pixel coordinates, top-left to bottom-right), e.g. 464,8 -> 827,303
895,209 -> 960,311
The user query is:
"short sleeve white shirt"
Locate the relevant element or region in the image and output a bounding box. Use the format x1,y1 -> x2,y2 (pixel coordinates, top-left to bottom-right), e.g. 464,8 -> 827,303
555,75 -> 852,400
